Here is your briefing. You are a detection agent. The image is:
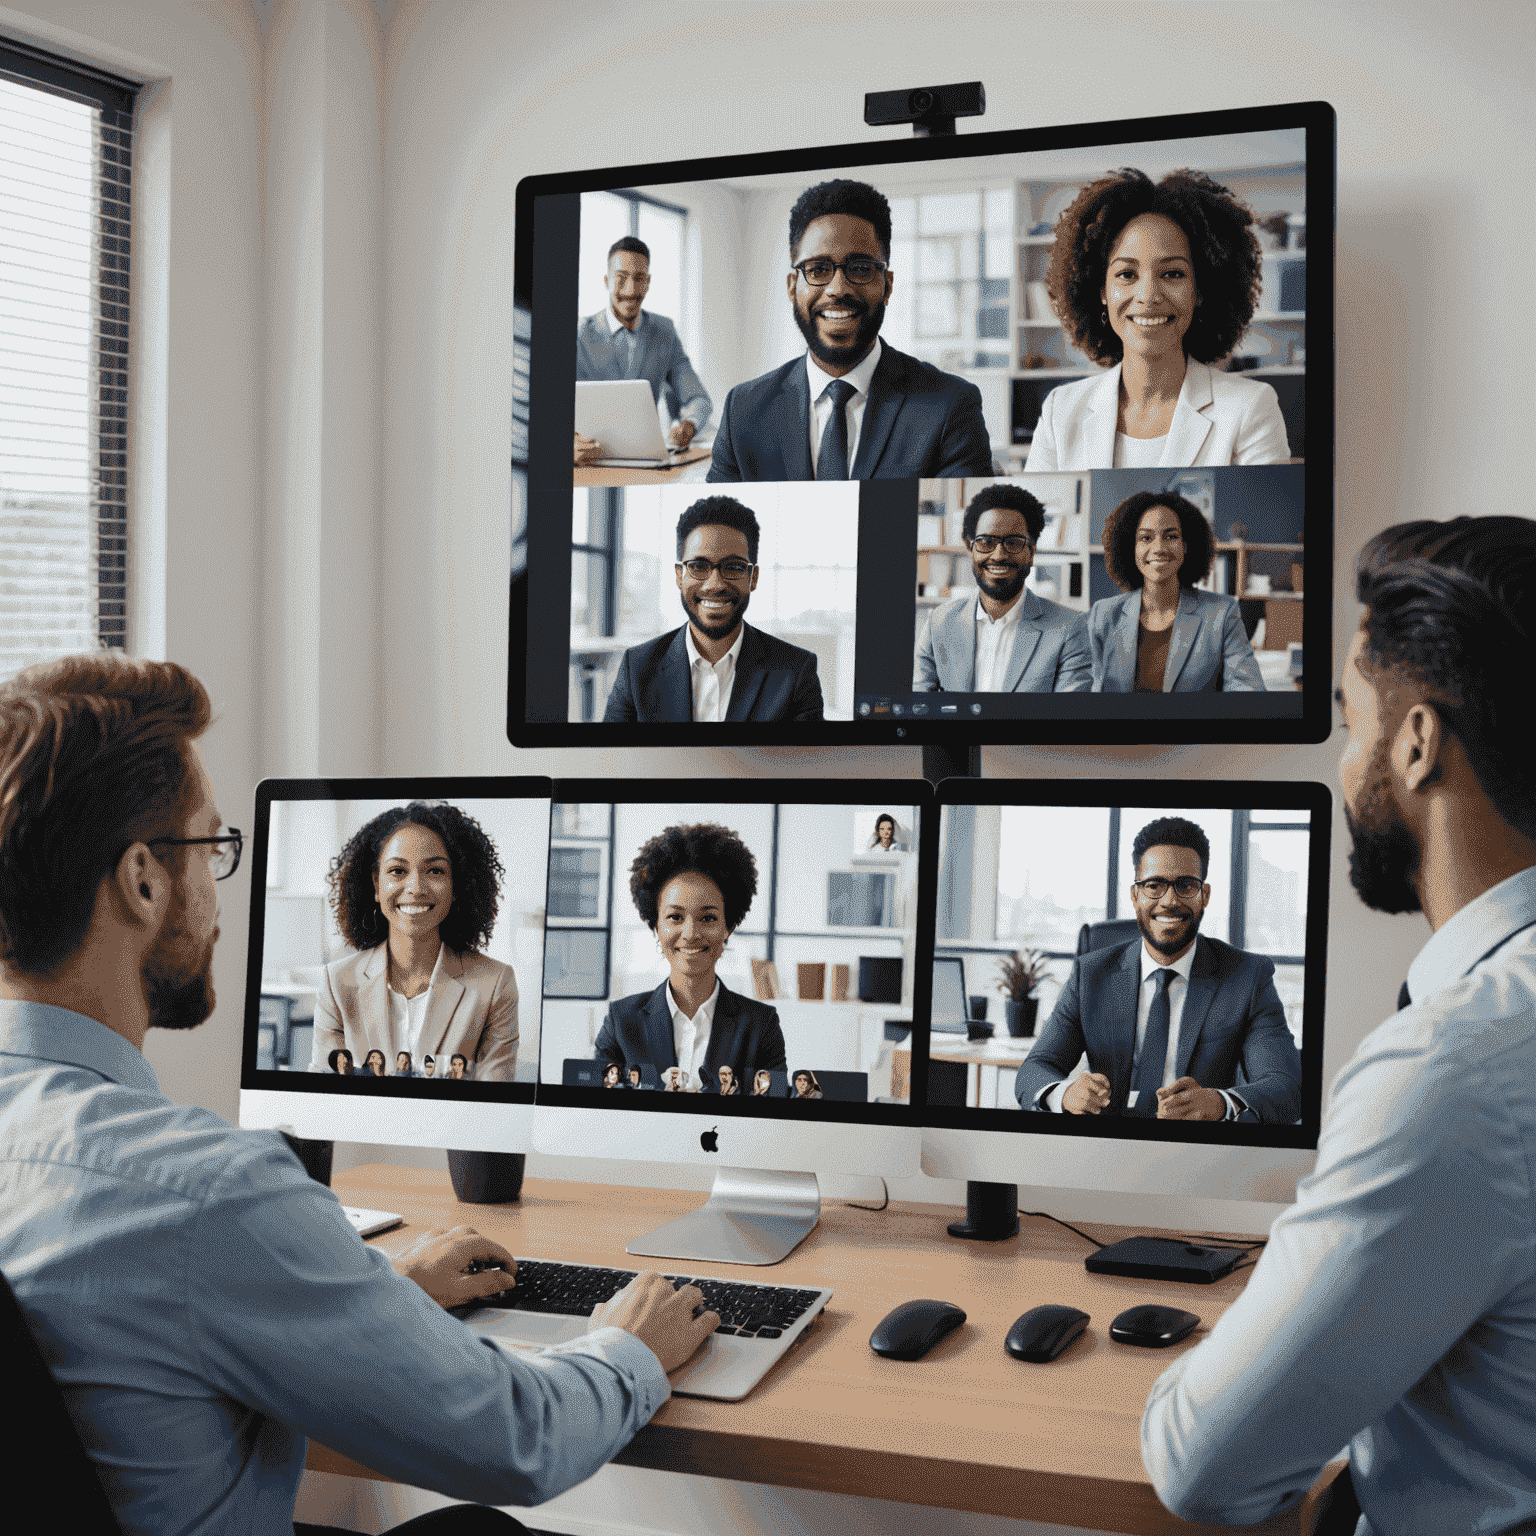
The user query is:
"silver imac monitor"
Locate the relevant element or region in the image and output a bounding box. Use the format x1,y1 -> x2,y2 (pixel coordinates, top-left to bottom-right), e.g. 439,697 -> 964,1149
532,779 -> 931,1264
920,778 -> 1328,1210
239,777 -> 548,1153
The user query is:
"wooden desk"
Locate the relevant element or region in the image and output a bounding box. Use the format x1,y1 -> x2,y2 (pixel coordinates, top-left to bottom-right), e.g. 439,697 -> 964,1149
309,1165 -> 1301,1535
931,1034 -> 1032,1107
573,445 -> 711,487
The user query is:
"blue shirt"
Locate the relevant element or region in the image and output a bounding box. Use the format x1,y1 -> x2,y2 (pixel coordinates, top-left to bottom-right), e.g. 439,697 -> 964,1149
0,1002 -> 671,1536
1142,864 -> 1536,1532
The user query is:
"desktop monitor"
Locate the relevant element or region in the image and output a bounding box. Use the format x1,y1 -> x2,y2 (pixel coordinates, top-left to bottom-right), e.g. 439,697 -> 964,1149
510,99 -> 1335,748
532,780 -> 933,1263
239,778 -> 549,1153
931,955 -> 968,1033
919,778 -> 1328,1211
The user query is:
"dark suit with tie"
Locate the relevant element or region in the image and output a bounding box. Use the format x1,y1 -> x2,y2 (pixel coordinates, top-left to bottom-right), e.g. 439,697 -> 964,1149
601,622 -> 823,723
1013,935 -> 1302,1124
593,980 -> 787,1089
706,343 -> 993,482
575,309 -> 711,430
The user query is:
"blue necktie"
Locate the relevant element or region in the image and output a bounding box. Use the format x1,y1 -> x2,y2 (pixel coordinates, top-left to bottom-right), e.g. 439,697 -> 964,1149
1131,968 -> 1175,1116
816,379 -> 856,480
1397,980 -> 1411,1011
615,326 -> 635,375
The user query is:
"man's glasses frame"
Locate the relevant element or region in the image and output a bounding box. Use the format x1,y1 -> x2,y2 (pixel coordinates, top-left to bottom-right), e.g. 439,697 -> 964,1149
147,827 -> 244,880
966,534 -> 1036,555
790,256 -> 889,287
676,557 -> 756,581
1130,876 -> 1205,901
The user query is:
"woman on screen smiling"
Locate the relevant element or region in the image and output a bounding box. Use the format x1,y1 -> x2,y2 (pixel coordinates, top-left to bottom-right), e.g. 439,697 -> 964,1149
1026,169 -> 1291,470
308,802 -> 519,1081
1089,490 -> 1264,693
593,823 -> 787,1093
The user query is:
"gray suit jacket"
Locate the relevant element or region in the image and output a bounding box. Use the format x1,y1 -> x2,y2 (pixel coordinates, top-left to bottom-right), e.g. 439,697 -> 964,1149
1013,935 -> 1302,1124
1089,587 -> 1266,693
914,589 -> 1092,692
575,309 -> 711,429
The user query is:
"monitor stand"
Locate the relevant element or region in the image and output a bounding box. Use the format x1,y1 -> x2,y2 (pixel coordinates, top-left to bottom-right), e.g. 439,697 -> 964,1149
625,1167 -> 820,1266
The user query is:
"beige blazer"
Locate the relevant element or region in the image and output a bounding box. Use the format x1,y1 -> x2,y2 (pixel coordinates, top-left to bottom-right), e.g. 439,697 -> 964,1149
1023,359 -> 1291,470
308,944 -> 518,1082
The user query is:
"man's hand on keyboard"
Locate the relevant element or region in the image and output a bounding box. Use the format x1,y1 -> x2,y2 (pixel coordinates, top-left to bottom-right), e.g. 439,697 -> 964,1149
589,1271 -> 719,1372
390,1226 -> 518,1309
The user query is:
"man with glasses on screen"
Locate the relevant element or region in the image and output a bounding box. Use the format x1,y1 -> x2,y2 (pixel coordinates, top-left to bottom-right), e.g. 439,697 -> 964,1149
0,654 -> 717,1535
707,179 -> 994,482
1014,815 -> 1302,1123
602,495 -> 824,722
914,484 -> 1092,694
575,235 -> 712,465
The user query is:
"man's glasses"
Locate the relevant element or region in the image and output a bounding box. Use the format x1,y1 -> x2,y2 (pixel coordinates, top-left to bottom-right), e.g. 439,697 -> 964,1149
677,557 -> 754,580
791,256 -> 888,287
148,827 -> 244,880
1131,876 -> 1204,901
967,534 -> 1034,555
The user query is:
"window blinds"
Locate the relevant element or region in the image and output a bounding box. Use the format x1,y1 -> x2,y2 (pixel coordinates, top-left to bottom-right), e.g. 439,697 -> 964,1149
0,42 -> 136,680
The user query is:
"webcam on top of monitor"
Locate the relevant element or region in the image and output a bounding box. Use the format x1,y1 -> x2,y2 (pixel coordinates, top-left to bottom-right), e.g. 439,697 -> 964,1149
863,82 -> 986,136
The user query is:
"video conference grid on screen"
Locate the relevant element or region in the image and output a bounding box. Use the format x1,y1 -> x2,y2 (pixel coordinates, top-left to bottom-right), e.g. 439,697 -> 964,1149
513,101 -> 1333,746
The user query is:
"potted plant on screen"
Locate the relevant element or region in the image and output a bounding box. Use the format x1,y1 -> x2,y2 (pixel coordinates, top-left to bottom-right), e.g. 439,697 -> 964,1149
998,948 -> 1048,1037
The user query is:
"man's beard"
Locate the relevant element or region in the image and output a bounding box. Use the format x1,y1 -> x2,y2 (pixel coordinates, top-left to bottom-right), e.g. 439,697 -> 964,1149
681,587 -> 749,641
1344,740 -> 1423,914
975,561 -> 1027,605
793,293 -> 885,371
1137,903 -> 1203,958
143,901 -> 216,1032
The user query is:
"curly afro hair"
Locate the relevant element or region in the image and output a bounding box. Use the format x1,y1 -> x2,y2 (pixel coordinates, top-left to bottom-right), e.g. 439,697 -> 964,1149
1131,815 -> 1211,879
1046,168 -> 1262,366
961,483 -> 1047,545
1102,490 -> 1215,592
328,801 -> 504,955
628,822 -> 758,932
788,178 -> 892,263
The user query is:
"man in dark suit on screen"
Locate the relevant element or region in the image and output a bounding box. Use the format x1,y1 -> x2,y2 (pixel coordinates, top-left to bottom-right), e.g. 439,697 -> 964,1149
1014,815 -> 1302,1123
601,495 -> 824,723
707,179 -> 994,483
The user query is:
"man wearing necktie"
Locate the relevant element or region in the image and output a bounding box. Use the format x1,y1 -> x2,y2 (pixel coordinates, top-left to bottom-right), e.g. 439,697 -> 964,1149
1015,815 -> 1301,1122
707,179 -> 994,482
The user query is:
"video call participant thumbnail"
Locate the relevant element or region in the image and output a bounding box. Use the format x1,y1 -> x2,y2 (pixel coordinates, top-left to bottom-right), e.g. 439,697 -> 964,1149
309,802 -> 519,1081
574,235 -> 711,465
914,484 -> 1092,694
708,179 -> 993,483
1015,815 -> 1301,1122
602,495 -> 824,723
593,822 -> 787,1088
1090,491 -> 1265,693
1026,169 -> 1290,471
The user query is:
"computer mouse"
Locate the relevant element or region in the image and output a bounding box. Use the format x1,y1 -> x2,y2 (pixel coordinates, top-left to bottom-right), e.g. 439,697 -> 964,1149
1109,1304 -> 1200,1348
868,1299 -> 966,1360
1005,1304 -> 1090,1362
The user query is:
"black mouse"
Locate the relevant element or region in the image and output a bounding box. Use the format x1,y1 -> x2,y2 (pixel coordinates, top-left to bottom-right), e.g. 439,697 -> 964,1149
1005,1304 -> 1090,1362
869,1299 -> 966,1360
1110,1303 -> 1200,1347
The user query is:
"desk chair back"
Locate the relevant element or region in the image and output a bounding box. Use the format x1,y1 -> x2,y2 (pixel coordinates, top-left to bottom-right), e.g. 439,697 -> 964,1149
0,1266 -> 123,1533
1076,919 -> 1140,956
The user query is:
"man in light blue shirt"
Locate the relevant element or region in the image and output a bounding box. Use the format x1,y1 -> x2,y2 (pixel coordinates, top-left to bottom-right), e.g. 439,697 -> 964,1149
1141,516 -> 1536,1533
0,653 -> 718,1536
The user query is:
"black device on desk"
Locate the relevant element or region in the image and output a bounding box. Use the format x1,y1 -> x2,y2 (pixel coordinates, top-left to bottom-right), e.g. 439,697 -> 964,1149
1005,1304 -> 1090,1363
869,1298 -> 967,1361
1086,1237 -> 1245,1284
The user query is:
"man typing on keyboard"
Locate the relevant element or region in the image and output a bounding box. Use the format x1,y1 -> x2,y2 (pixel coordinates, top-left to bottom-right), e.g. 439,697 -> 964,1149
0,655 -> 719,1536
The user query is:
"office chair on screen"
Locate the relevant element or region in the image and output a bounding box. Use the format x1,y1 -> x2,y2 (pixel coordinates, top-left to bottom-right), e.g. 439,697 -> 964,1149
0,1266 -> 122,1533
1076,919 -> 1140,956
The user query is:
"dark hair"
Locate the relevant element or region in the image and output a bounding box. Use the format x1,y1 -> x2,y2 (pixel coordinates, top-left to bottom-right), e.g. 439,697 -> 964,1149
364,1050 -> 386,1074
0,654 -> 212,974
629,823 -> 758,932
451,1052 -> 467,1067
875,813 -> 895,830
1131,816 -> 1211,879
396,1051 -> 412,1067
1101,490 -> 1214,591
676,496 -> 760,564
328,1048 -> 353,1073
962,484 -> 1047,545
329,801 -> 503,954
1355,517 -> 1536,840
608,236 -> 649,263
788,179 -> 892,262
1046,168 -> 1261,366
793,1069 -> 821,1094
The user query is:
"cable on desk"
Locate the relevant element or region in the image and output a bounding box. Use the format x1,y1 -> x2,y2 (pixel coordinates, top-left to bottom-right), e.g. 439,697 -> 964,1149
844,1179 -> 889,1212
1019,1209 -> 1109,1250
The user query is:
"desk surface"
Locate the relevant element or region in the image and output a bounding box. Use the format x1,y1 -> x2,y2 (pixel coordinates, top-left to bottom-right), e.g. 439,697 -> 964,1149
572,445 -> 711,487
311,1165 -> 1300,1535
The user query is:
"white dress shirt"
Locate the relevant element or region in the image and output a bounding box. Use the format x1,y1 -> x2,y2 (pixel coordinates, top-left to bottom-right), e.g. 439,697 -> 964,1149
974,593 -> 1024,692
384,943 -> 441,1066
806,336 -> 882,475
1143,864 -> 1536,1532
669,978 -> 721,1083
685,624 -> 744,722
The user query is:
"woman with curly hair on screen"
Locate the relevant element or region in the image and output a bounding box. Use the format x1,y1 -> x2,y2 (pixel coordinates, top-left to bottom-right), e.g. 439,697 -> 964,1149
307,802 -> 518,1080
1089,490 -> 1264,693
593,822 -> 786,1090
1025,168 -> 1291,470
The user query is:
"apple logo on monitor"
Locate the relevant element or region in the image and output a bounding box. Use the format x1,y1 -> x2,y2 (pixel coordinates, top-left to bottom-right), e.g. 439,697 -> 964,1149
700,1126 -> 719,1153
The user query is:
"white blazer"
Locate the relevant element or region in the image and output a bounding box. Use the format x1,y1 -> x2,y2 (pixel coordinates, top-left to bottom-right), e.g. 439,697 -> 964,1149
1024,359 -> 1291,470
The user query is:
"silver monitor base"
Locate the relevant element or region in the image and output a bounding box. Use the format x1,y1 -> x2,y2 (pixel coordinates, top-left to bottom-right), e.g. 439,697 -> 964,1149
626,1167 -> 821,1266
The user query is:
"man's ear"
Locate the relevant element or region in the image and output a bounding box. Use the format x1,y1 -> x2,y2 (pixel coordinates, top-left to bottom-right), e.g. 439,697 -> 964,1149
1393,700 -> 1445,794
112,842 -> 172,930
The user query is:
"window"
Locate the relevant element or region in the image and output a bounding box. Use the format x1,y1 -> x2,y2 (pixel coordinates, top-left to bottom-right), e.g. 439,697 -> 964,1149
0,41 -> 136,679
577,189 -> 687,327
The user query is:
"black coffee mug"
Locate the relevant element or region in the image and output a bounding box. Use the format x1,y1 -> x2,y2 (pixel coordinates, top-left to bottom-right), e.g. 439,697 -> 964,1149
278,1131 -> 334,1187
448,1149 -> 526,1204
